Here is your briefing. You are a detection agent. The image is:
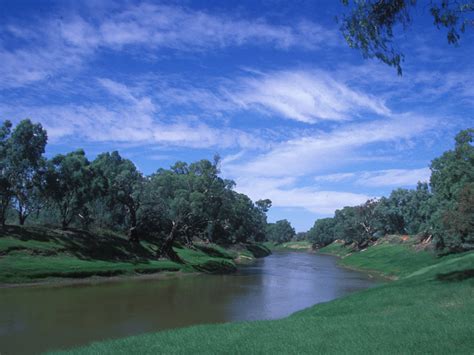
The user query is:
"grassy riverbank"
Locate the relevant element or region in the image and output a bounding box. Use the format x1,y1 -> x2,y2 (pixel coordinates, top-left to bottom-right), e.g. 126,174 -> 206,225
0,225 -> 268,285
264,240 -> 313,252
56,241 -> 474,354
319,235 -> 444,278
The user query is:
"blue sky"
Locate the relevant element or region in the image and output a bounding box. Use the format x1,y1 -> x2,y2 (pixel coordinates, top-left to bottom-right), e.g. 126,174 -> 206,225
1,0 -> 473,231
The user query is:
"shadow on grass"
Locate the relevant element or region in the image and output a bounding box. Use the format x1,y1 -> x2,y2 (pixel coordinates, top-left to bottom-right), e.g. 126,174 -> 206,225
0,225 -> 158,263
436,269 -> 474,282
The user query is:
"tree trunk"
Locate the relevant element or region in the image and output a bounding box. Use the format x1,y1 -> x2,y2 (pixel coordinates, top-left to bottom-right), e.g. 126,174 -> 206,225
158,221 -> 183,263
128,206 -> 139,243
61,212 -> 70,229
0,207 -> 6,228
19,213 -> 26,225
18,204 -> 26,225
0,197 -> 10,228
59,203 -> 70,230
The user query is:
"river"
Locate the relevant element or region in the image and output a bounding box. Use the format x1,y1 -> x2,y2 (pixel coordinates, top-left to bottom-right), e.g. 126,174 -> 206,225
0,252 -> 377,354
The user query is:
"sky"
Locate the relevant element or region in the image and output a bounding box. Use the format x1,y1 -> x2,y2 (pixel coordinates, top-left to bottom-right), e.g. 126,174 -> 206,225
1,0 -> 473,231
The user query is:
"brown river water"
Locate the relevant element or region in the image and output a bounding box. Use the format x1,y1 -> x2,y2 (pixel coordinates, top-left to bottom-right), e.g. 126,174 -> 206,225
0,252 -> 377,354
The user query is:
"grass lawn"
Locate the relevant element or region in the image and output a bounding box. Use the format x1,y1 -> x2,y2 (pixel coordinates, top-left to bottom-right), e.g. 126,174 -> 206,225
55,249 -> 474,354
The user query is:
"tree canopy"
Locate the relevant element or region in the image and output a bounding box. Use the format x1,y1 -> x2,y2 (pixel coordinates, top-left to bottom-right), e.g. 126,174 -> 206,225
340,0 -> 474,74
266,219 -> 296,244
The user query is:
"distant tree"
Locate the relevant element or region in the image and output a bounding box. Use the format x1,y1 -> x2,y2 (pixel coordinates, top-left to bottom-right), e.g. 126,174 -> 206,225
307,217 -> 337,248
256,199 -> 272,213
226,192 -> 269,244
44,150 -> 93,229
266,219 -> 296,244
374,183 -> 433,235
332,200 -> 380,248
6,120 -> 47,225
333,206 -> 360,244
354,198 -> 380,243
339,0 -> 474,74
294,231 -> 308,241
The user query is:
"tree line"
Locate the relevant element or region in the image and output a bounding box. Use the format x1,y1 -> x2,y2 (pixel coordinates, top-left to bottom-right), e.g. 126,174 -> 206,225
0,119 -> 293,260
308,129 -> 474,254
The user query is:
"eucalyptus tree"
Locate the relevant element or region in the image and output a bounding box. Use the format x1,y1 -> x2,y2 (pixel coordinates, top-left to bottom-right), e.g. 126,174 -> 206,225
307,217 -> 337,247
333,205 -> 370,247
6,120 -> 47,225
142,163 -> 205,261
44,149 -> 93,229
266,219 -> 296,244
339,0 -> 474,75
141,158 -> 271,260
374,183 -> 433,236
226,192 -> 268,244
91,151 -> 144,242
430,129 -> 474,251
141,159 -> 228,260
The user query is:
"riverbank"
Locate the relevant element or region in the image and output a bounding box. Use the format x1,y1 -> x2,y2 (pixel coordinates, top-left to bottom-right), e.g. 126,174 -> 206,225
264,240 -> 313,252
0,225 -> 270,286
57,240 -> 474,354
318,235 -> 443,279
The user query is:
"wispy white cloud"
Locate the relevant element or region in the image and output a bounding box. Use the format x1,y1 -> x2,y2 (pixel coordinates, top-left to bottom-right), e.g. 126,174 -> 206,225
0,101 -> 265,149
335,62 -> 474,107
224,114 -> 435,178
97,4 -> 337,51
356,168 -> 431,187
314,172 -> 356,182
234,176 -> 371,214
0,4 -> 337,89
0,78 -> 265,149
229,69 -> 390,123
0,22 -> 92,88
314,168 -> 431,187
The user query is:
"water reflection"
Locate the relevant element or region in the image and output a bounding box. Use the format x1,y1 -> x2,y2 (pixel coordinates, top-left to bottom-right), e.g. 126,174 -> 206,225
0,252 -> 376,354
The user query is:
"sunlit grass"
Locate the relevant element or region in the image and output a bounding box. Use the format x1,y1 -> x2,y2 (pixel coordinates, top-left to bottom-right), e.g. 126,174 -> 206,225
319,238 -> 452,278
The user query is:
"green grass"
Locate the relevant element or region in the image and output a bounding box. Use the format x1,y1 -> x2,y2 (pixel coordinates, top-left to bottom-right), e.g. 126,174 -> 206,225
0,254 -> 181,284
174,246 -> 237,274
318,241 -> 350,257
265,240 -> 313,251
319,238 -> 447,278
245,242 -> 272,257
193,242 -> 237,259
338,243 -> 443,278
55,251 -> 474,354
0,236 -> 59,253
0,225 -> 242,284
